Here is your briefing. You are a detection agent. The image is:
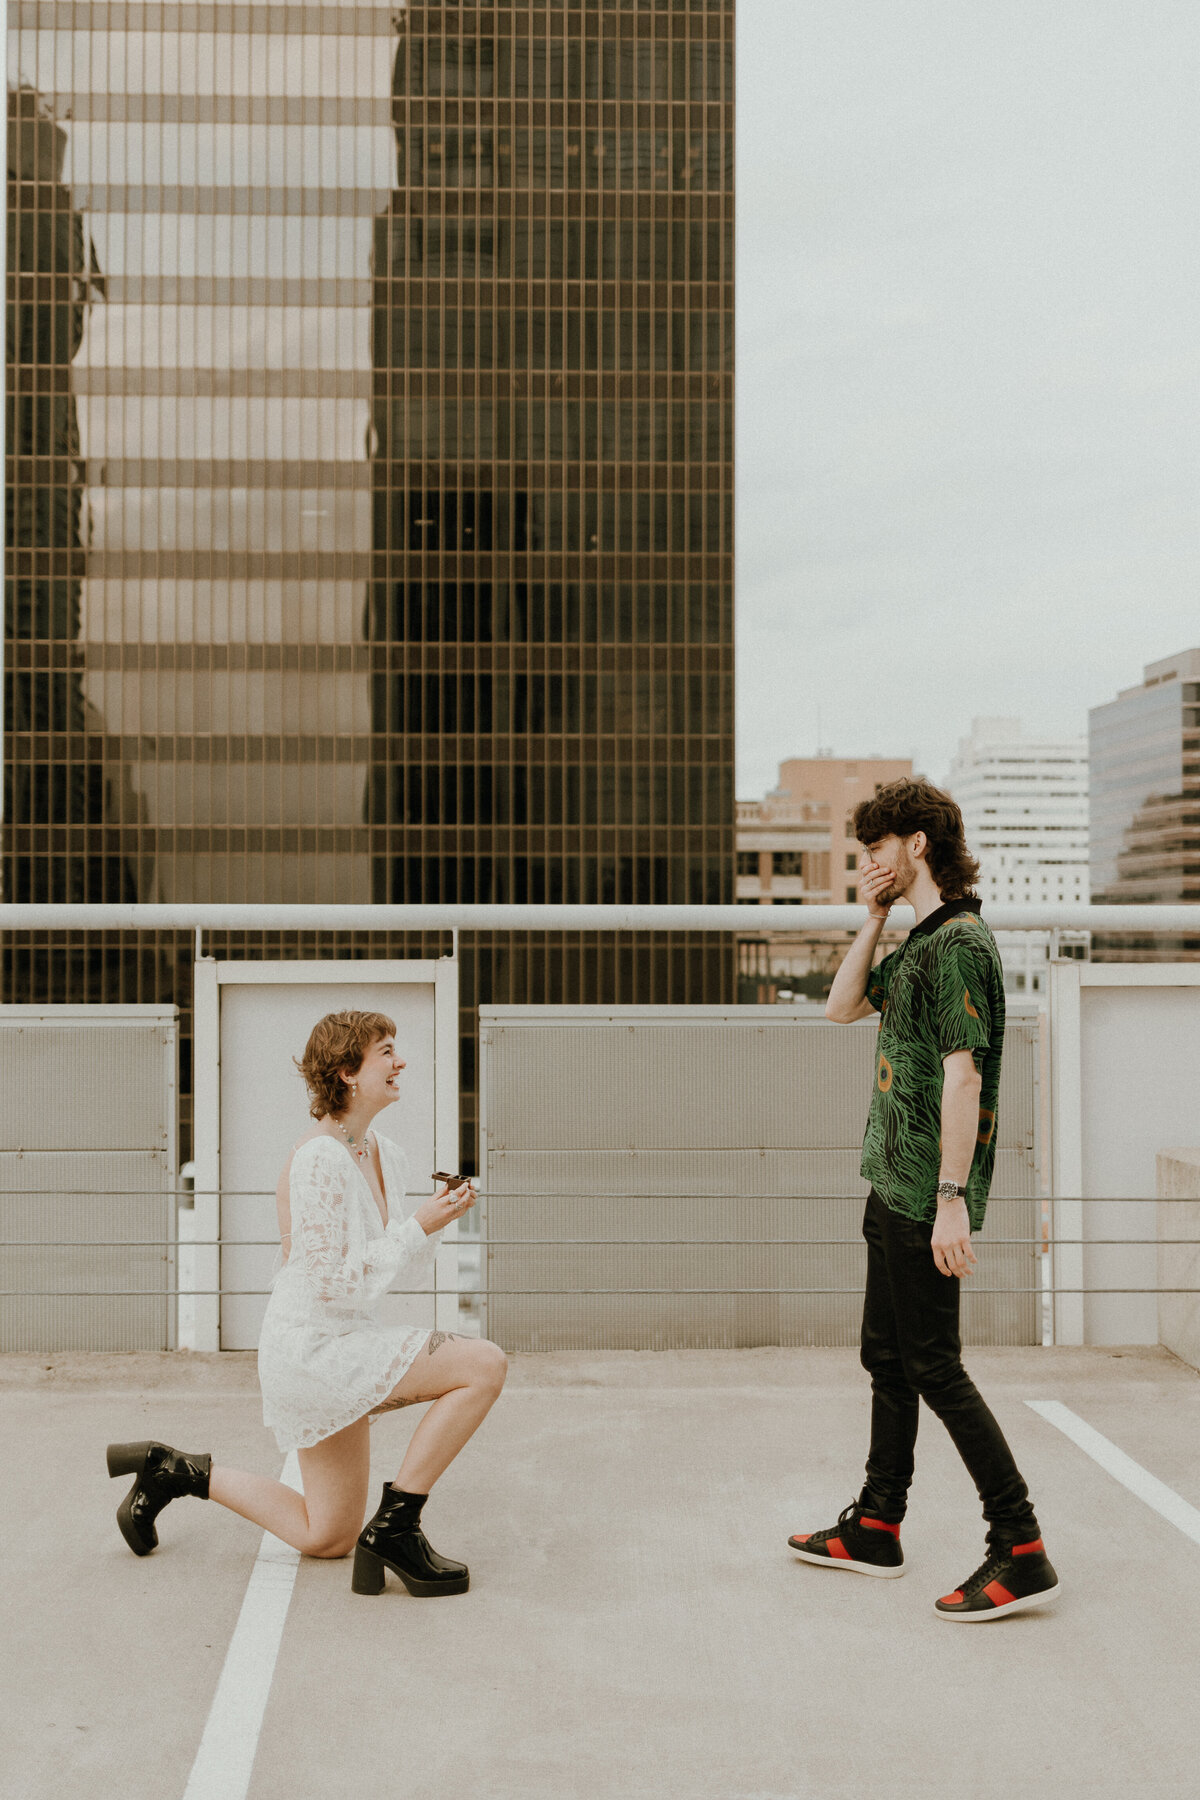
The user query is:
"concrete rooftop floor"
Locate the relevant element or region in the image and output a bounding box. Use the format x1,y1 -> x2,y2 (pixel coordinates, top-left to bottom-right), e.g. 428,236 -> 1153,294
4,1344 -> 1200,1800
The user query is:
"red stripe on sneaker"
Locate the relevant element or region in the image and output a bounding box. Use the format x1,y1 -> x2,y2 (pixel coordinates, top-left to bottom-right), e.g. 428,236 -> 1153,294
860,1517 -> 901,1538
825,1537 -> 852,1561
983,1579 -> 1015,1607
792,1534 -> 812,1543
1012,1540 -> 1043,1556
940,1590 -> 965,1605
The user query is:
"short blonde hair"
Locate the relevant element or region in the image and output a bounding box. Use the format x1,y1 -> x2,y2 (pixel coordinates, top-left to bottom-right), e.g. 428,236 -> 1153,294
295,1010 -> 396,1119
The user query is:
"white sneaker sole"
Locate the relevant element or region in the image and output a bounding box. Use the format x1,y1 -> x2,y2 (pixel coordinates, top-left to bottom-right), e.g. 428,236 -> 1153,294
935,1581 -> 1060,1620
791,1546 -> 906,1579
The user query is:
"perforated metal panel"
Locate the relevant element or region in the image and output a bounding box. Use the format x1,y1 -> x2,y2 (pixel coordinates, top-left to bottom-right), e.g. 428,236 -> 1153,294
481,1008 -> 1041,1350
0,1024 -> 171,1152
0,1010 -> 177,1351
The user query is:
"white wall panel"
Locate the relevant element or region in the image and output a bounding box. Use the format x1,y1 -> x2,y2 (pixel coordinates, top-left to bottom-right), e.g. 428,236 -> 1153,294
481,1009 -> 1040,1351
0,1011 -> 177,1351
0,1019 -> 172,1151
1071,972 -> 1200,1344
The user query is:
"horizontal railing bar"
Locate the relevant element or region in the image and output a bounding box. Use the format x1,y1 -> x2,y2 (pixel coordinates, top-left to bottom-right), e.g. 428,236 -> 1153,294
0,1233 -> 1186,1246
4,1287 -> 1194,1297
0,901 -> 1194,931
467,1237 -> 1156,1246
0,1192 -> 1192,1202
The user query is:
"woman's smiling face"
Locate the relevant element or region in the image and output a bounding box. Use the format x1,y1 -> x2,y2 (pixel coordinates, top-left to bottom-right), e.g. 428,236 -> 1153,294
344,1034 -> 405,1108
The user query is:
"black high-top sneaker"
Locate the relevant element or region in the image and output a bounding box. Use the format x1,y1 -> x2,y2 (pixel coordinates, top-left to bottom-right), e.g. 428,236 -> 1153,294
788,1497 -> 905,1578
106,1440 -> 212,1556
352,1485 -> 470,1597
935,1536 -> 1060,1621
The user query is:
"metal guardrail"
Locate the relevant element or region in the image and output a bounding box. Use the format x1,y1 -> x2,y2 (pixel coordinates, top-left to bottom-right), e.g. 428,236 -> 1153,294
0,1235 -> 1187,1248
2,1196 -> 1193,1300
1,901 -> 1199,931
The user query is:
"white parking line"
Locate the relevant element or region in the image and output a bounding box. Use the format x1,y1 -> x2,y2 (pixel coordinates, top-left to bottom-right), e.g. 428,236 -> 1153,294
1026,1399 -> 1200,1548
182,1452 -> 303,1800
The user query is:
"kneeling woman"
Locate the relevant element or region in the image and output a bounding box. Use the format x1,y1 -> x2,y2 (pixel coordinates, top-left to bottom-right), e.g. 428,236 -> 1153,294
106,1010 -> 507,1597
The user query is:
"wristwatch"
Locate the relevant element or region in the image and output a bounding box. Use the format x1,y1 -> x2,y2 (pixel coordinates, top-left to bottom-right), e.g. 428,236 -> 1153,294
936,1181 -> 967,1201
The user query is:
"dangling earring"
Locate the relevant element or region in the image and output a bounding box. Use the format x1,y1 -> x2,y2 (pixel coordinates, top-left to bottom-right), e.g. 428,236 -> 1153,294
351,1081 -> 358,1098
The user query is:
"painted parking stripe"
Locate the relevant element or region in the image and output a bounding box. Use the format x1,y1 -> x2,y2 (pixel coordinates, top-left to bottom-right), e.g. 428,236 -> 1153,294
182,1452 -> 302,1800
1026,1400 -> 1200,1549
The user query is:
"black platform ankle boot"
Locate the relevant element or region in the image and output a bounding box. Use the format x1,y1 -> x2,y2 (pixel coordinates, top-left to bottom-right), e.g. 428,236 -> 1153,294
106,1440 -> 213,1556
352,1484 -> 469,1597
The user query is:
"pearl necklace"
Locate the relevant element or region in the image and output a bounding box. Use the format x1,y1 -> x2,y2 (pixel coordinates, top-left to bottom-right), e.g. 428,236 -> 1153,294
332,1117 -> 369,1161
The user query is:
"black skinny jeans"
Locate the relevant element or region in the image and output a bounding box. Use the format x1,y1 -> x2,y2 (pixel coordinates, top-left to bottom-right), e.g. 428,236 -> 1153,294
860,1187 -> 1038,1542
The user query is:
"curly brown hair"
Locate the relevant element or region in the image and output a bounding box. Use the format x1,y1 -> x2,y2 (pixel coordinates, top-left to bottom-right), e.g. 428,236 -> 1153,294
851,778 -> 981,900
295,1010 -> 397,1119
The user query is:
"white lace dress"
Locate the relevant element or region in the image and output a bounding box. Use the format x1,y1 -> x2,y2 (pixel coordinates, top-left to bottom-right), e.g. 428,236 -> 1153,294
258,1133 -> 446,1452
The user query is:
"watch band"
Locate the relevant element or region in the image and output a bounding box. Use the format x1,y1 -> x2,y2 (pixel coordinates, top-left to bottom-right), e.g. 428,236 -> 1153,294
936,1181 -> 967,1199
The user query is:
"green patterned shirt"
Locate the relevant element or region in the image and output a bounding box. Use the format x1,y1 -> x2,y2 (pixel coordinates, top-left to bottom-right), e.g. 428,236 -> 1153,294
861,896 -> 1005,1229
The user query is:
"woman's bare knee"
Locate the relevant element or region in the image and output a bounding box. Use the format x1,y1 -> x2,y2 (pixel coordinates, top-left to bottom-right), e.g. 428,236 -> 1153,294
476,1340 -> 508,1393
305,1530 -> 357,1559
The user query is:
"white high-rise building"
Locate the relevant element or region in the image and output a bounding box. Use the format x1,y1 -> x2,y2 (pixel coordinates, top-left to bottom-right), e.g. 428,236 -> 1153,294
945,717 -> 1089,905
944,718 -> 1089,995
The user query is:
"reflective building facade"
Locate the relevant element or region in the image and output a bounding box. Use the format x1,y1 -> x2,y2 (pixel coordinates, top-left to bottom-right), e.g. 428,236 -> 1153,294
5,87 -> 138,907
5,2 -> 736,1162
1089,648 -> 1200,960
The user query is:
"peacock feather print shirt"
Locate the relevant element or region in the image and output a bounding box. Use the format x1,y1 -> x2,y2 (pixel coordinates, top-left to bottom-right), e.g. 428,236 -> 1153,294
861,895 -> 1005,1230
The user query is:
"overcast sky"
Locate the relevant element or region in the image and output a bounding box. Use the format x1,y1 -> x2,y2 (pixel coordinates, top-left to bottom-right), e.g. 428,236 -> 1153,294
735,1 -> 1200,796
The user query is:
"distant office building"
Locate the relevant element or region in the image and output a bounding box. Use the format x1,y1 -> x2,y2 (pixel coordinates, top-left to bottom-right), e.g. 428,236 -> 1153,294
735,794 -> 830,907
736,754 -> 911,1000
1089,649 -> 1200,960
736,754 -> 913,906
945,718 -> 1089,908
944,718 -> 1089,995
4,5 -> 736,1164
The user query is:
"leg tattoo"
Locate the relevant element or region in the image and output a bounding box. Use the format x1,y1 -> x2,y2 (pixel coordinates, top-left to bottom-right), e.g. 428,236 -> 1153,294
371,1334 -> 464,1413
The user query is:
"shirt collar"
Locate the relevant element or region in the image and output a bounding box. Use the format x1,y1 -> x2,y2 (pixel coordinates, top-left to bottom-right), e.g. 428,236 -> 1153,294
908,893 -> 983,940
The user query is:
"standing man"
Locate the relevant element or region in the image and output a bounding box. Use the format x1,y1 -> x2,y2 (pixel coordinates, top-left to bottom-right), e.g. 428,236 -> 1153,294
788,778 -> 1059,1621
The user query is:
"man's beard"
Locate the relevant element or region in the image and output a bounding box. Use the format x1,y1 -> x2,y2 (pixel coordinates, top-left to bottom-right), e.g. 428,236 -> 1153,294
880,847 -> 916,902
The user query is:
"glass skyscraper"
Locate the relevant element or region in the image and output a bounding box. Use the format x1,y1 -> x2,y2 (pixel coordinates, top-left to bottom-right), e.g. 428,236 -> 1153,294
1089,648 -> 1200,960
5,1 -> 735,1163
